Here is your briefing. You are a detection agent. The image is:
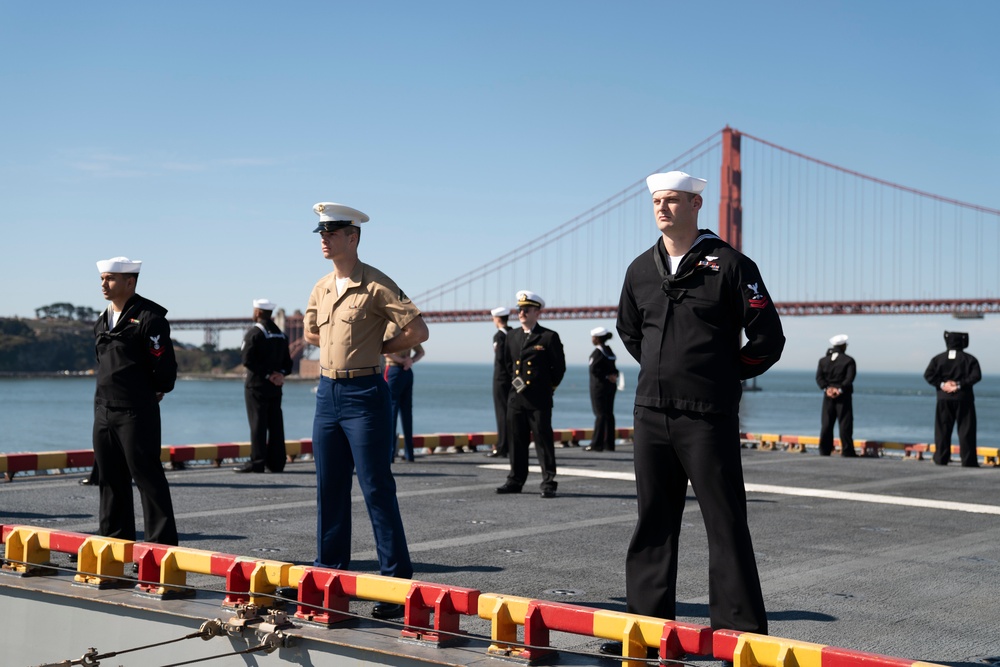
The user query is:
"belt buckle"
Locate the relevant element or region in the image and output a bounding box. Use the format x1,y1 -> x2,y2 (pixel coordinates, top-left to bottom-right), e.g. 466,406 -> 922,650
334,368 -> 370,379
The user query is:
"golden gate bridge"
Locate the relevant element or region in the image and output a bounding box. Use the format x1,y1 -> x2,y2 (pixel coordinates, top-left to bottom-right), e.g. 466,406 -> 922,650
173,126 -> 1000,362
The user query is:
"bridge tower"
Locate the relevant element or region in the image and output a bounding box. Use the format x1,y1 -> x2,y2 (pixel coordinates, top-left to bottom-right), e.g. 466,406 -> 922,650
718,126 -> 742,252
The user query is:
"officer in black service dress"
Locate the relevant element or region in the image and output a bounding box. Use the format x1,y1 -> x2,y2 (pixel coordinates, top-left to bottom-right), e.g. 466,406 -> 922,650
610,171 -> 784,654
236,298 -> 293,473
924,331 -> 981,467
586,326 -> 618,452
816,334 -> 857,457
93,256 -> 179,546
495,290 -> 566,498
486,306 -> 513,458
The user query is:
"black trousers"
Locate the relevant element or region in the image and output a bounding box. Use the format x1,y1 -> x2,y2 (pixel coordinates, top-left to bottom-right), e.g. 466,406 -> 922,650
590,386 -> 617,451
93,403 -> 178,545
933,398 -> 978,466
245,386 -> 287,472
819,395 -> 855,456
492,381 -> 511,455
507,403 -> 557,492
626,405 -> 767,633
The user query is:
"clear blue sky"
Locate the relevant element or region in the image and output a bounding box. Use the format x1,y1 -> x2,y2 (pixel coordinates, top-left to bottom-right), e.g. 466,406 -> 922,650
2,1 -> 998,372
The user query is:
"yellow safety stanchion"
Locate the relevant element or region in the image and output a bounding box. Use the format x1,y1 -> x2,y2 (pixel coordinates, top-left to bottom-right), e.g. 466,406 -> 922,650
732,632 -> 824,667
75,536 -> 134,586
242,557 -> 292,608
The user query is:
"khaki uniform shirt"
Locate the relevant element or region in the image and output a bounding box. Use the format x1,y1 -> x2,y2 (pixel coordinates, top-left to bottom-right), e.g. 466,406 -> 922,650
382,322 -> 425,367
305,261 -> 421,372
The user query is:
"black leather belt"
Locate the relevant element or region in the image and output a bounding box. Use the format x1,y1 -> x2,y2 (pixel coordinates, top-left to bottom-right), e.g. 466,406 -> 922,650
322,366 -> 380,379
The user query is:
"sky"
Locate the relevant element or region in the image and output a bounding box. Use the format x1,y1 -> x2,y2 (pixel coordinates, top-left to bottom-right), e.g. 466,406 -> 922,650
2,1 -> 999,372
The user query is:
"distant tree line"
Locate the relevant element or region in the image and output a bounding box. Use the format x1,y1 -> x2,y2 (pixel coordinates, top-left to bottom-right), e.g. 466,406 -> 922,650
0,317 -> 93,372
35,302 -> 101,322
1,306 -> 243,374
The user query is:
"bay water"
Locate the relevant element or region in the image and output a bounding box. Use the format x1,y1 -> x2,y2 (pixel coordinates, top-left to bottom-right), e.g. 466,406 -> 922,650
2,365 -> 999,455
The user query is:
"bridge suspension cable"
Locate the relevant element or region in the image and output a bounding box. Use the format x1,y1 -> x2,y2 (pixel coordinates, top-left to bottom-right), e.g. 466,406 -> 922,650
414,126 -> 1000,321
412,131 -> 722,314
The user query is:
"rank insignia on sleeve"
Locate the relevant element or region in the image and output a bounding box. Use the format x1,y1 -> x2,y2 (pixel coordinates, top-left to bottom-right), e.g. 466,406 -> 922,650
149,334 -> 166,357
746,282 -> 770,309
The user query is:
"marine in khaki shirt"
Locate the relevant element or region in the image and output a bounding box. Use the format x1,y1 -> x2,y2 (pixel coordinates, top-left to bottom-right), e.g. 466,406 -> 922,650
304,201 -> 428,620
305,261 -> 423,373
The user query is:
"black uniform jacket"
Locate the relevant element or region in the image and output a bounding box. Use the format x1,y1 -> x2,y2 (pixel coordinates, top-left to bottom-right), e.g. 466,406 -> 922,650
589,345 -> 618,395
242,319 -> 293,392
505,324 -> 566,410
94,294 -> 177,408
816,351 -> 855,396
493,327 -> 512,385
616,231 -> 785,416
924,350 -> 981,401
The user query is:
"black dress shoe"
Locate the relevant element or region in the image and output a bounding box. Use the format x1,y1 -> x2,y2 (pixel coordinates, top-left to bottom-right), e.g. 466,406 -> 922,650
495,484 -> 522,494
540,489 -> 557,499
79,477 -> 97,486
274,586 -> 298,601
599,641 -> 623,655
371,602 -> 404,619
485,450 -> 501,458
584,445 -> 603,452
598,641 -> 659,659
234,463 -> 263,473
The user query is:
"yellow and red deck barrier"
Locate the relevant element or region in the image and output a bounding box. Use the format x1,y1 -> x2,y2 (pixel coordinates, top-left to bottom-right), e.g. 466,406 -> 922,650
740,433 -> 998,466
2,428 -> 995,480
1,524 -> 946,667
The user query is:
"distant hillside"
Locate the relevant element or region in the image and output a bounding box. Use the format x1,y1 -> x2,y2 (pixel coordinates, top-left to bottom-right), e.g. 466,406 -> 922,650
0,317 -> 241,374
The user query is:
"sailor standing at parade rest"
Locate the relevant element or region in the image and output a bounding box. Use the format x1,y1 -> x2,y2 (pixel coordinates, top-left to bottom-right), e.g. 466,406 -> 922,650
611,170 -> 784,652
495,290 -> 566,499
586,326 -> 619,452
815,333 -> 857,457
237,298 -> 293,473
93,256 -> 179,546
486,306 -> 513,458
304,201 -> 429,620
924,331 -> 981,467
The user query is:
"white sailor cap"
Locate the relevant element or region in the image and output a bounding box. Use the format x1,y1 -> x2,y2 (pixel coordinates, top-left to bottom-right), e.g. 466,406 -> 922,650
516,290 -> 545,309
96,256 -> 142,274
491,306 -> 510,317
590,326 -> 609,337
646,171 -> 707,195
253,298 -> 277,311
829,334 -> 849,346
312,202 -> 370,233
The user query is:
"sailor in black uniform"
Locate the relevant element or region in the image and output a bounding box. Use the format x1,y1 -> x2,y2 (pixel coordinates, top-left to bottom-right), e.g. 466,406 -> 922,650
486,306 -> 513,458
924,331 -> 981,467
93,256 -> 179,546
816,334 -> 857,457
236,298 -> 293,473
495,290 -> 566,498
612,171 -> 784,649
586,326 -> 618,452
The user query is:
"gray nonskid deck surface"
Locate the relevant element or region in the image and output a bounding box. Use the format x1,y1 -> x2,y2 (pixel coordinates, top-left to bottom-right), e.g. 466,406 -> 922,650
2,444 -> 999,666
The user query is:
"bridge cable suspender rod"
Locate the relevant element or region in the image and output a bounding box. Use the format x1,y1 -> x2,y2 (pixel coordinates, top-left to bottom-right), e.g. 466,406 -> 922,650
412,131 -> 722,304
740,131 -> 1000,216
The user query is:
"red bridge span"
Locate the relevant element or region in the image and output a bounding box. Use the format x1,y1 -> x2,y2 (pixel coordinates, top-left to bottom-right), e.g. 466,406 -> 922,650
173,127 -> 1000,351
